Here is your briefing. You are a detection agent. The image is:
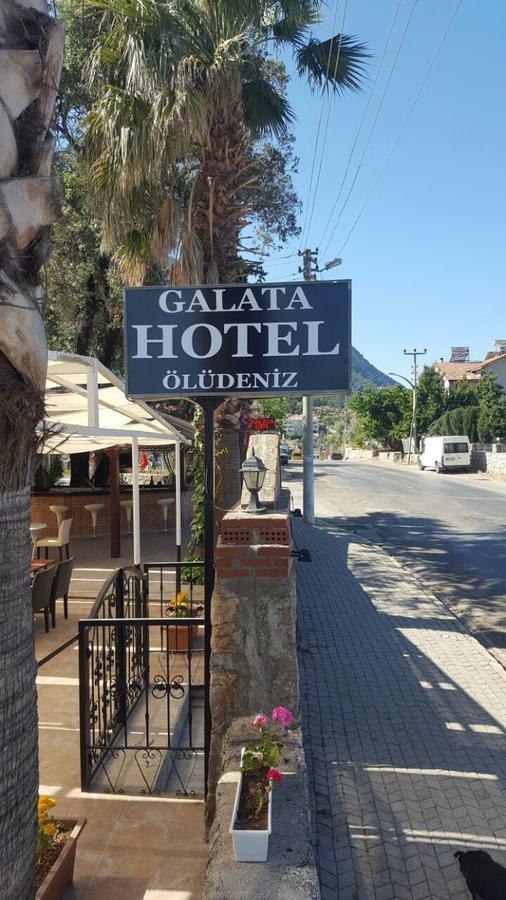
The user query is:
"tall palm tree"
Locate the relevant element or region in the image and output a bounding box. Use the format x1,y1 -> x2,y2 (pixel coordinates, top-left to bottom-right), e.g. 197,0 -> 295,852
0,0 -> 63,895
85,0 -> 368,284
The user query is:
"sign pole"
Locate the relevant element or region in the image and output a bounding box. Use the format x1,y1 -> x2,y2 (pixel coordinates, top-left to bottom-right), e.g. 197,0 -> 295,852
199,396 -> 222,797
301,249 -> 317,525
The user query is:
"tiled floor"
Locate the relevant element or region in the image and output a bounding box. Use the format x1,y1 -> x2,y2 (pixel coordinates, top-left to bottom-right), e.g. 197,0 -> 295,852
36,564 -> 207,899
295,517 -> 506,900
66,528 -> 190,599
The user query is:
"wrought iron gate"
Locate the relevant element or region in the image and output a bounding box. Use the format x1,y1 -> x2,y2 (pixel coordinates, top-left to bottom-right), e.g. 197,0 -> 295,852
79,562 -> 207,796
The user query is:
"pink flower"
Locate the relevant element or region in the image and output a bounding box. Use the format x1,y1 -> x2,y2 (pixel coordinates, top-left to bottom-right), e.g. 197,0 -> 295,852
267,769 -> 283,783
271,706 -> 293,728
252,714 -> 268,728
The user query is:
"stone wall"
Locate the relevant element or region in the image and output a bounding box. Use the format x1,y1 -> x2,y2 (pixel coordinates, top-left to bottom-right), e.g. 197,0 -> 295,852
204,718 -> 320,900
472,444 -> 506,481
240,432 -> 281,508
344,447 -> 378,460
208,498 -> 298,826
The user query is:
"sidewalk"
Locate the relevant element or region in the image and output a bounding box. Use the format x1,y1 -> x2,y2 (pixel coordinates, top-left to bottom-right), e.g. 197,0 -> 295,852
294,517 -> 506,900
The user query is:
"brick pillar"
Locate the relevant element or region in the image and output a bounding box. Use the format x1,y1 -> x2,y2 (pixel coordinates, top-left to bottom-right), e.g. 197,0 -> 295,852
207,509 -> 299,825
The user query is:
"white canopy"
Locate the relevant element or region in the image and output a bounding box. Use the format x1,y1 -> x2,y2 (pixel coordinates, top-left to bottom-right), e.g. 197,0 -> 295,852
41,351 -> 189,564
43,350 -> 188,453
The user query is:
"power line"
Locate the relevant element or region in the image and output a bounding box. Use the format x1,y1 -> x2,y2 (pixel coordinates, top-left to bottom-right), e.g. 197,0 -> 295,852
322,0 -> 420,258
336,0 -> 464,257
301,0 -> 350,247
318,0 -> 404,251
299,0 -> 341,250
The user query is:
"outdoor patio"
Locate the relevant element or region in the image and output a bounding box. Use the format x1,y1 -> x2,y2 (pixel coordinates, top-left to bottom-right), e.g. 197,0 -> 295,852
66,526 -> 191,599
35,531 -> 207,900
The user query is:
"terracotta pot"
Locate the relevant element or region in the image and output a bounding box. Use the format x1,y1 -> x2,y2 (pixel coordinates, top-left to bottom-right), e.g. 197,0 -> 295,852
168,623 -> 198,651
36,818 -> 87,900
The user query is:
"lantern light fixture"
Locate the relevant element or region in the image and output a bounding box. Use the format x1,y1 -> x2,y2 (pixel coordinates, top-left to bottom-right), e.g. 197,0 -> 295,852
239,448 -> 268,514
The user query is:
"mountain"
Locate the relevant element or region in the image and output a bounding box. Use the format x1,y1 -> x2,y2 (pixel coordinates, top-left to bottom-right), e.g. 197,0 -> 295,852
351,347 -> 395,392
286,347 -> 395,412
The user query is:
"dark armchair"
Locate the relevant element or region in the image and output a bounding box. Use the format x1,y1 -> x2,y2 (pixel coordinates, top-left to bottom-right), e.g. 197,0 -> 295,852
32,567 -> 56,633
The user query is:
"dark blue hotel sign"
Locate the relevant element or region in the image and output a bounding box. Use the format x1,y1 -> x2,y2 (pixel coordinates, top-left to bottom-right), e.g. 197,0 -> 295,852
124,280 -> 351,399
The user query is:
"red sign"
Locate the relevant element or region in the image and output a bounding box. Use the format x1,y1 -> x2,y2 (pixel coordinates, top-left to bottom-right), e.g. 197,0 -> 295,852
250,417 -> 276,432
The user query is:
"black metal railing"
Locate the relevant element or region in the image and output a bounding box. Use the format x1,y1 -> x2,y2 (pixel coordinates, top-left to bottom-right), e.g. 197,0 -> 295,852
143,560 -> 205,619
79,562 -> 206,796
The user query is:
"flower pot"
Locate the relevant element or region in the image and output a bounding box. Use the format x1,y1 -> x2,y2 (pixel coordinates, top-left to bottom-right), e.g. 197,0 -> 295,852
36,818 -> 86,900
168,623 -> 197,651
229,750 -> 272,862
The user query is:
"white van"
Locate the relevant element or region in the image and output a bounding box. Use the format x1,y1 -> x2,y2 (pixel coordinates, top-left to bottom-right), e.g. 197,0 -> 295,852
418,435 -> 471,473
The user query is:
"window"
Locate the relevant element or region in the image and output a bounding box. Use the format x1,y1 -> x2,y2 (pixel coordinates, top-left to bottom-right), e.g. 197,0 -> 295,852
444,442 -> 468,454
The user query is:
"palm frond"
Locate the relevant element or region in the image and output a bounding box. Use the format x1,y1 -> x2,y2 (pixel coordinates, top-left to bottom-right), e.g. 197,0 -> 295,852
295,33 -> 369,93
262,0 -> 321,45
242,75 -> 294,138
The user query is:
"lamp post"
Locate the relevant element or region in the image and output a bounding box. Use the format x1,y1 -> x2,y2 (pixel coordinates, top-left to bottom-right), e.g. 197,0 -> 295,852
239,449 -> 268,513
389,371 -> 416,463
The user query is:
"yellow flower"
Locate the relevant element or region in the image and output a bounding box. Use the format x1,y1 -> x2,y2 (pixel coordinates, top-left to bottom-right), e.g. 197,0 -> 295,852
38,796 -> 56,818
42,822 -> 57,837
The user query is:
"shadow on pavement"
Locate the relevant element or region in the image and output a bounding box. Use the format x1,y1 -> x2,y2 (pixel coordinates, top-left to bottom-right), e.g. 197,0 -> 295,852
320,510 -> 506,658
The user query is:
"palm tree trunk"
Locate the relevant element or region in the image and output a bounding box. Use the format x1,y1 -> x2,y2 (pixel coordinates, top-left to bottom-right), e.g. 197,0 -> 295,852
192,97 -> 250,285
0,0 -> 63,894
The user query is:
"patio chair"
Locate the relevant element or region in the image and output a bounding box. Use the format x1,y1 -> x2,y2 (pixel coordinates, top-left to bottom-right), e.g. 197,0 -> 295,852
36,517 -> 72,561
50,557 -> 75,627
32,566 -> 56,633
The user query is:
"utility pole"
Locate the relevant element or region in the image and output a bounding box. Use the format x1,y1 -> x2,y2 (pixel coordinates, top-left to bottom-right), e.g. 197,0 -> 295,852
299,248 -> 318,524
403,348 -> 427,464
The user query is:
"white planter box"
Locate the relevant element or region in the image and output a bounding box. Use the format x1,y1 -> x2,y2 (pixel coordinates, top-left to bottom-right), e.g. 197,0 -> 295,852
229,749 -> 272,862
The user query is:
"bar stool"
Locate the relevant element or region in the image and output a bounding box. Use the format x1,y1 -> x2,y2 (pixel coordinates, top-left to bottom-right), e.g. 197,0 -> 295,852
49,505 -> 69,530
84,503 -> 104,538
157,497 -> 174,533
120,499 -> 133,534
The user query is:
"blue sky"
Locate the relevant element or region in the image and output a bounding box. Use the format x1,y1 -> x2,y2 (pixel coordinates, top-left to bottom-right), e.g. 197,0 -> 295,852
262,0 -> 506,382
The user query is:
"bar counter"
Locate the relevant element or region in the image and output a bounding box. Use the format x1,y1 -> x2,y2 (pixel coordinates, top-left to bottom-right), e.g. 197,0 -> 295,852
31,487 -> 176,537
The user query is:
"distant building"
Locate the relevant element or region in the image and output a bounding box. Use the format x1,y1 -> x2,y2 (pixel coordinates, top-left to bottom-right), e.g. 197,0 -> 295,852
285,413 -> 320,437
434,340 -> 506,392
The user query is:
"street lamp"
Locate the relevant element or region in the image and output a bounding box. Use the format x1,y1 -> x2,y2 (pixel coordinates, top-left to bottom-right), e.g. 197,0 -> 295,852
239,448 -> 268,514
388,372 -> 414,389
317,257 -> 342,274
388,371 -> 417,464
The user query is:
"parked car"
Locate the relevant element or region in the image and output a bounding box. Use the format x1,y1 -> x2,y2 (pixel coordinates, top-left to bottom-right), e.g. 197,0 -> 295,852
291,450 -> 303,463
279,442 -> 290,464
418,435 -> 471,473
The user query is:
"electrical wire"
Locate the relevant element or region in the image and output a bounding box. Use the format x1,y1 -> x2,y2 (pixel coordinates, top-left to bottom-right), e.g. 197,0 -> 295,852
336,0 -> 463,258
298,0 -> 341,250
318,0 -> 404,252
263,250 -> 299,261
322,0 -> 421,257
301,0 -> 350,248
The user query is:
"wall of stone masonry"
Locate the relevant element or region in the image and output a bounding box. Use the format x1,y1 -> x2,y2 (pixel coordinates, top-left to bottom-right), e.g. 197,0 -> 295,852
344,447 -> 378,460
472,444 -> 506,481
207,496 -> 299,825
240,432 -> 281,508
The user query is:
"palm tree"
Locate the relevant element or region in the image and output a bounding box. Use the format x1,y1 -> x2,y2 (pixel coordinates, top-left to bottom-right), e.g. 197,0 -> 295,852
0,0 -> 63,894
86,0 -> 367,505
85,0 -> 368,284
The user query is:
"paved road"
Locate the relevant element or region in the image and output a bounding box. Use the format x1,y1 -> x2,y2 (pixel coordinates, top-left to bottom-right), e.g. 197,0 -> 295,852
286,461 -> 506,665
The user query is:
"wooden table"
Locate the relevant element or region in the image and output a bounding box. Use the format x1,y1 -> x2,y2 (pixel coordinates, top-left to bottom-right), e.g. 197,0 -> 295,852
30,558 -> 56,574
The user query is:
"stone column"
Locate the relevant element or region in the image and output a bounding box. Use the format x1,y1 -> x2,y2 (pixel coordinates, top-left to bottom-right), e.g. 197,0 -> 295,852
207,508 -> 299,825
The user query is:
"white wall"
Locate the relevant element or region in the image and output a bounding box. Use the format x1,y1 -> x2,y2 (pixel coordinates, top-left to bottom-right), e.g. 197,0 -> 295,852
484,357 -> 506,391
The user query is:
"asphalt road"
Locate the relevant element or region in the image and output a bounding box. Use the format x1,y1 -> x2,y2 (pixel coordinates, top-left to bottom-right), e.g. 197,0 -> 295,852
285,460 -> 506,664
